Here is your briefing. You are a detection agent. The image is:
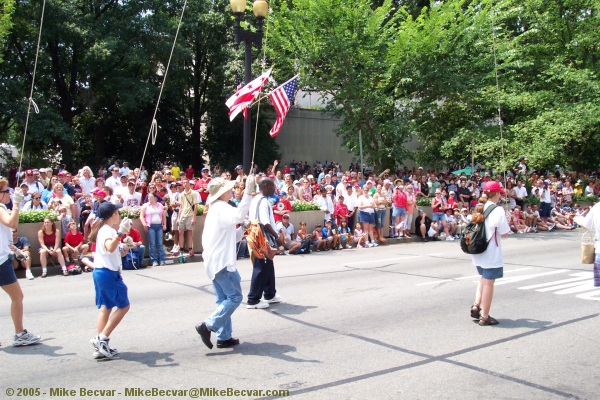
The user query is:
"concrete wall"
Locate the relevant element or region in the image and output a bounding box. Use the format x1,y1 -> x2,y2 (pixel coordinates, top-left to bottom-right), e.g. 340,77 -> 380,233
273,108 -> 357,169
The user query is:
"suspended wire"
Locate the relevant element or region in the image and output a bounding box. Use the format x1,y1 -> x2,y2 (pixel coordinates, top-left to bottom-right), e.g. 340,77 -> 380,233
138,0 -> 189,172
490,1 -> 507,201
17,0 -> 47,186
250,8 -> 271,172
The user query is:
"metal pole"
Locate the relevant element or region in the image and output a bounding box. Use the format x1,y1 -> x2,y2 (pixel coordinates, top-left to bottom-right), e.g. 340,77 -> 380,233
243,41 -> 252,175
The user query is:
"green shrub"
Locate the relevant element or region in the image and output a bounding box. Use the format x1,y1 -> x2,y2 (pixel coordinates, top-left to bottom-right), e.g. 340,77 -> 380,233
18,210 -> 57,224
416,197 -> 432,207
523,195 -> 540,205
197,205 -> 205,216
291,200 -> 321,211
573,195 -> 598,203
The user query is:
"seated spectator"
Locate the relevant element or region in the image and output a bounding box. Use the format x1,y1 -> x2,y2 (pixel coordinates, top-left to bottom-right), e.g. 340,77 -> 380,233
444,208 -> 458,239
79,194 -> 93,233
22,192 -> 48,211
414,208 -> 440,242
295,221 -> 311,254
18,183 -> 31,209
10,229 -> 33,280
353,222 -> 368,248
338,218 -> 353,249
62,221 -> 89,264
121,226 -> 146,268
275,214 -> 301,254
38,217 -> 68,277
312,222 -> 327,252
321,220 -> 338,250
509,207 -> 527,233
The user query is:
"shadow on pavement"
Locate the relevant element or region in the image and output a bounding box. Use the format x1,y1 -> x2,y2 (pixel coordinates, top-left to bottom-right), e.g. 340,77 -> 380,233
268,303 -> 317,315
207,342 -> 321,363
117,351 -> 179,367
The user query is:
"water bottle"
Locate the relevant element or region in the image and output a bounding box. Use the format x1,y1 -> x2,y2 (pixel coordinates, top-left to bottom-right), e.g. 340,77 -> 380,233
181,255 -> 187,263
179,253 -> 184,264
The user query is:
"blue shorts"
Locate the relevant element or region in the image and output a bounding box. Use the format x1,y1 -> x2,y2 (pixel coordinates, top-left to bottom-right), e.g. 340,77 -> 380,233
359,211 -> 375,225
476,266 -> 503,280
0,256 -> 17,286
432,212 -> 446,222
93,268 -> 130,309
392,206 -> 407,217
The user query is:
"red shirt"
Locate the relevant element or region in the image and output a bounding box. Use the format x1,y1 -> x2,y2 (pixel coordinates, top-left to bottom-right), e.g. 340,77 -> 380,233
273,199 -> 292,222
122,227 -> 142,243
185,167 -> 195,180
64,231 -> 84,247
334,203 -> 349,226
194,178 -> 211,202
393,190 -> 407,208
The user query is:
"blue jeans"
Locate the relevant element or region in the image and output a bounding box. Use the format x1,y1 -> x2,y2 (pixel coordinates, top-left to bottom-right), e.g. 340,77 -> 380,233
147,224 -> 164,263
132,245 -> 145,264
205,268 -> 242,341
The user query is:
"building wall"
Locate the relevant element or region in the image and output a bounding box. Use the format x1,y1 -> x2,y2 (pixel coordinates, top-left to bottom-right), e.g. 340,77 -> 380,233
273,108 -> 357,168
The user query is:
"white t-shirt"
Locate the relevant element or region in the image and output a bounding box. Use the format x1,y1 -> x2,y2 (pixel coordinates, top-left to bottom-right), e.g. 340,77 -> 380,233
276,221 -> 295,241
122,192 -> 141,208
95,224 -> 122,272
471,202 -> 511,269
80,176 -> 96,195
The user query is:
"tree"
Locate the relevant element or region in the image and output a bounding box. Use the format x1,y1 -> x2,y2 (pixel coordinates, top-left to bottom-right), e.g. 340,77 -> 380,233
0,0 -> 15,63
268,0 -> 412,171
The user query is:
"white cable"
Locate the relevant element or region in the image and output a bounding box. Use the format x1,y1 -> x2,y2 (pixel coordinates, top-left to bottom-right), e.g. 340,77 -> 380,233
139,0 -> 188,171
17,0 -> 46,185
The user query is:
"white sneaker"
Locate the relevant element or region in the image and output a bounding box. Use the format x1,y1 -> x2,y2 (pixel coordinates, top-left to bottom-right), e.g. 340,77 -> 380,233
366,242 -> 373,248
13,329 -> 41,346
152,261 -> 158,267
90,336 -> 115,358
25,270 -> 34,280
171,245 -> 180,254
345,244 -> 352,249
446,236 -> 453,241
371,241 -> 379,247
264,295 -> 282,304
246,301 -> 269,309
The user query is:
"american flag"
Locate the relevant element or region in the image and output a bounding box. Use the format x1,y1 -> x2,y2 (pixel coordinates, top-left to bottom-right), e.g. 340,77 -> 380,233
235,73 -> 248,119
226,68 -> 271,121
269,75 -> 298,137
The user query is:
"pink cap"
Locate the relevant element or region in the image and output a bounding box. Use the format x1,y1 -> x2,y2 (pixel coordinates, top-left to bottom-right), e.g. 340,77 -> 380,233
483,181 -> 503,194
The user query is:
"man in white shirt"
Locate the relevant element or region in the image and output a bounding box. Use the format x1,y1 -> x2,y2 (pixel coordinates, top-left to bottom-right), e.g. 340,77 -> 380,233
119,162 -> 130,178
105,167 -> 121,191
344,184 -> 357,228
247,178 -> 281,309
195,175 -> 255,350
513,180 -> 528,209
121,180 -> 141,207
275,215 -> 301,254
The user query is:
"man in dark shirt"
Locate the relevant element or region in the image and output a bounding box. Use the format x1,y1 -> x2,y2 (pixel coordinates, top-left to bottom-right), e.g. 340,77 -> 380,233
456,179 -> 472,209
414,209 -> 440,242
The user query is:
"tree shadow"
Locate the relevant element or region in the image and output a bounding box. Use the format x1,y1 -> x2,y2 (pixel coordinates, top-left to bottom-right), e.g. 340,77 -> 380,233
206,342 -> 321,363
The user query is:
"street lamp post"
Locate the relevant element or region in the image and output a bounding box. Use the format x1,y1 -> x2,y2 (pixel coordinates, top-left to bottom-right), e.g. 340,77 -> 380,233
230,0 -> 269,175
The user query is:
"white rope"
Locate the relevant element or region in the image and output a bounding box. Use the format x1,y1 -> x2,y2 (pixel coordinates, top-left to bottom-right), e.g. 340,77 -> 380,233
17,0 -> 46,186
139,0 -> 188,171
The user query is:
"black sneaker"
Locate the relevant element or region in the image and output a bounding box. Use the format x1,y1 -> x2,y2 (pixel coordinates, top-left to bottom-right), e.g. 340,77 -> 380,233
216,338 -> 240,348
195,322 -> 213,349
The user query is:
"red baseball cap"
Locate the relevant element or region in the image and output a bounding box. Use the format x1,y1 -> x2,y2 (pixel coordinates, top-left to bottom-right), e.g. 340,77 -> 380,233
483,181 -> 505,195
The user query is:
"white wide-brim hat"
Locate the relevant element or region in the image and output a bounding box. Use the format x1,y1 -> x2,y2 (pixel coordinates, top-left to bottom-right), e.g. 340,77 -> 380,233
206,178 -> 236,205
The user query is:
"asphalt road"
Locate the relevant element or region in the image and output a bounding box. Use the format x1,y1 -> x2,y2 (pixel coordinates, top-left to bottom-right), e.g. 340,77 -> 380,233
1,229 -> 598,400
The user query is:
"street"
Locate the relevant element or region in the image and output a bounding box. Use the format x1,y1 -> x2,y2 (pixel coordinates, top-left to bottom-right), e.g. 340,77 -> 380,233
1,229 -> 598,399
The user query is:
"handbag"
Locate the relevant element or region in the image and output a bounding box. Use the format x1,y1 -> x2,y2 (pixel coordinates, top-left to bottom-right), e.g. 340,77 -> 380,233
580,231 -> 595,264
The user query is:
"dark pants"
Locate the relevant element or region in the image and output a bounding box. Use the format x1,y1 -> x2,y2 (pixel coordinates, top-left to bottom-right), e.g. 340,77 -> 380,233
247,257 -> 276,305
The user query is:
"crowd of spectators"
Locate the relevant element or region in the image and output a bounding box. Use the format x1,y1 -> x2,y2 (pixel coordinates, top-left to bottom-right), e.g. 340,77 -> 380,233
6,156 -> 596,277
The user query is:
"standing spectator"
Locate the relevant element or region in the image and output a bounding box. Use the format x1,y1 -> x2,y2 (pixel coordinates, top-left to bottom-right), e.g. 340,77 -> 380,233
247,178 -> 281,309
404,184 -> 416,237
195,175 -> 255,350
140,193 -> 166,266
105,167 -> 121,191
194,168 -> 211,205
185,165 -> 195,180
273,191 -> 292,223
177,178 -> 199,257
170,162 -> 181,179
0,181 -> 41,345
79,166 -> 96,195
119,162 -> 130,178
121,179 -> 141,207
392,180 -> 407,238
49,183 -> 76,218
23,170 -> 44,194
470,181 -> 510,326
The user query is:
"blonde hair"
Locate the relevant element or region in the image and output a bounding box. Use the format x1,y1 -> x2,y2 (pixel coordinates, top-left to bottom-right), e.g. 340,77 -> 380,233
89,220 -> 107,243
471,196 -> 489,224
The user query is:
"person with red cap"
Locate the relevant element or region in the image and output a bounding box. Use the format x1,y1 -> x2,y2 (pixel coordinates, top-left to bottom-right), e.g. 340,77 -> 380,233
470,180 -> 510,326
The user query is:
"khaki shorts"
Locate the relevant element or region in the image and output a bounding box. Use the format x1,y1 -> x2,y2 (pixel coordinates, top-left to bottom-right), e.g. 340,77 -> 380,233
178,215 -> 194,231
171,212 -> 179,231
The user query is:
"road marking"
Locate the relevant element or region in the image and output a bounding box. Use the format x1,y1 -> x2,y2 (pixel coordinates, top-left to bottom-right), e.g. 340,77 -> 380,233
518,272 -> 591,290
416,268 -> 533,286
494,269 -> 570,285
344,256 -> 420,266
